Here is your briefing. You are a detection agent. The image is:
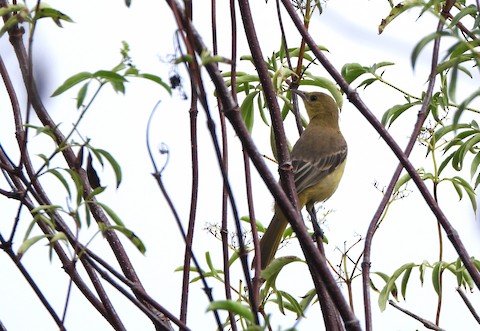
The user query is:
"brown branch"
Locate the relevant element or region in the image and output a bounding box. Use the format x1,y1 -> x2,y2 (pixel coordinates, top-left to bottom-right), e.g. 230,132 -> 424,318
456,287 -> 480,325
0,3 -> 175,329
361,17 -> 445,331
280,0 -> 480,302
388,300 -> 446,331
0,234 -> 65,330
235,1 -> 360,329
178,0 -> 199,326
0,40 -> 129,329
168,0 -> 261,325
165,1 -> 361,329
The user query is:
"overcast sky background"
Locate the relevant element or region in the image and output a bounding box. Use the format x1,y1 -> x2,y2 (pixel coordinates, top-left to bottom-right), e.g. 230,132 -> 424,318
1,0 -> 479,330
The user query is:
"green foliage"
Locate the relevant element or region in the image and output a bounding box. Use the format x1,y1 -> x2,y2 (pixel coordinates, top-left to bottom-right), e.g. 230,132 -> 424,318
224,41 -> 341,137
208,300 -> 256,325
52,41 -> 171,105
376,258 -> 478,311
0,3 -> 73,38
341,62 -> 395,88
3,0 -> 480,329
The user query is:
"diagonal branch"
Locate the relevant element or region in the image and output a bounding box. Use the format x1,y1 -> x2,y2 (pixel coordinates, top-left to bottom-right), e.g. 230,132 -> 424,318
165,0 -> 361,329
361,16 -> 445,331
280,0 -> 480,294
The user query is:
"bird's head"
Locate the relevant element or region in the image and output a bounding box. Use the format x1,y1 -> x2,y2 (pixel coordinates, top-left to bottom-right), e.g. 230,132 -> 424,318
291,90 -> 339,123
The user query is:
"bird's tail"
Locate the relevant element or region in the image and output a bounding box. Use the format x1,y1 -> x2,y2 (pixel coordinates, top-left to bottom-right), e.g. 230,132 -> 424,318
259,210 -> 289,270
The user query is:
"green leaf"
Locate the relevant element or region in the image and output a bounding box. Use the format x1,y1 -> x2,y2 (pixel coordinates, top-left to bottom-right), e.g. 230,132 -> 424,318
378,263 -> 415,311
76,82 -> 89,109
51,72 -> 93,97
470,152 -> 480,180
96,148 -> 122,188
207,300 -> 254,323
474,172 -> 480,190
95,201 -> 124,226
448,63 -> 459,102
400,264 -> 413,300
49,231 -> 67,244
370,271 -> 389,293
432,123 -> 466,143
17,235 -> 47,259
299,288 -> 316,312
34,7 -> 73,27
272,67 -> 296,92
225,74 -> 259,87
372,61 -> 395,70
205,251 -> 219,278
0,15 -> 18,37
455,258 -> 463,287
437,54 -> 475,74
262,256 -> 302,291
462,259 -> 475,290
273,44 -> 328,61
381,102 -> 419,127
378,0 -> 424,34
449,5 -> 478,28
0,4 -> 25,17
30,204 -> 62,214
138,73 -> 172,94
432,261 -> 444,295
0,6 -> 27,39
452,176 -> 477,211
275,288 -> 285,315
110,80 -> 125,94
341,63 -> 368,84
358,77 -> 378,89
438,152 -> 455,175
449,38 -> 480,59
47,169 -> 71,198
257,92 -> 269,126
84,203 -> 91,227
394,172 -> 411,192
452,133 -> 480,171
65,169 -> 84,206
108,225 -> 146,254
93,70 -> 127,82
411,31 -> 450,69
419,260 -> 430,285
86,186 -> 106,200
240,91 -> 259,133
277,290 -> 305,317
455,90 -> 480,127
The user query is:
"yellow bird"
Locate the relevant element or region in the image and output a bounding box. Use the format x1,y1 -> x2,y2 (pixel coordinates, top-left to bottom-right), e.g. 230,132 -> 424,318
259,90 -> 347,270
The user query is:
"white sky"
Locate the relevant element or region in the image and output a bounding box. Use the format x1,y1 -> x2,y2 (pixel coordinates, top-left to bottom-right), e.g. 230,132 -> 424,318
0,0 -> 479,330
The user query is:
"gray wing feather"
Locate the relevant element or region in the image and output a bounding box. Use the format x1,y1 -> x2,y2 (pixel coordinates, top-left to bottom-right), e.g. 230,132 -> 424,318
293,145 -> 347,193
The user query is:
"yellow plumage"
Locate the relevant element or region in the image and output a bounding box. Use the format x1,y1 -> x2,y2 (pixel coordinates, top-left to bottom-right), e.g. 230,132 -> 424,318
259,90 -> 347,269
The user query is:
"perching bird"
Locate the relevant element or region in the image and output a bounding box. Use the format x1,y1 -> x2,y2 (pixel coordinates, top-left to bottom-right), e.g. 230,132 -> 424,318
259,90 -> 347,270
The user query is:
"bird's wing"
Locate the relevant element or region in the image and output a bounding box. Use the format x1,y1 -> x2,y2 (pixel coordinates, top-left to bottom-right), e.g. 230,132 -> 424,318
292,144 -> 347,194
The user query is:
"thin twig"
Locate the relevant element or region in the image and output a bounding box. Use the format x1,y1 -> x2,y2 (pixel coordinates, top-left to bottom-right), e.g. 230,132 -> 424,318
0,234 -> 66,330
281,0 -> 480,303
456,287 -> 480,324
146,108 -> 223,330
166,1 -> 362,329
388,300 -> 446,331
235,1 -> 360,329
168,0 -> 259,325
361,16 -> 445,331
1,4 -> 174,328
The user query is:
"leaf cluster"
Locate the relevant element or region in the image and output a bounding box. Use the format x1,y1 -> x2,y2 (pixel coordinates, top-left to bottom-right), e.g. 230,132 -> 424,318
374,257 -> 477,311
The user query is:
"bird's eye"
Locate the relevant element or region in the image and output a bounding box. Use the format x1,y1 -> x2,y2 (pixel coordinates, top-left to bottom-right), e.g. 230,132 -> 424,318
309,95 -> 318,102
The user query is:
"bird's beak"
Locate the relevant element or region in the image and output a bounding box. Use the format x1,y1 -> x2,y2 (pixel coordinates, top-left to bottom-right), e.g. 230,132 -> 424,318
291,89 -> 307,100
